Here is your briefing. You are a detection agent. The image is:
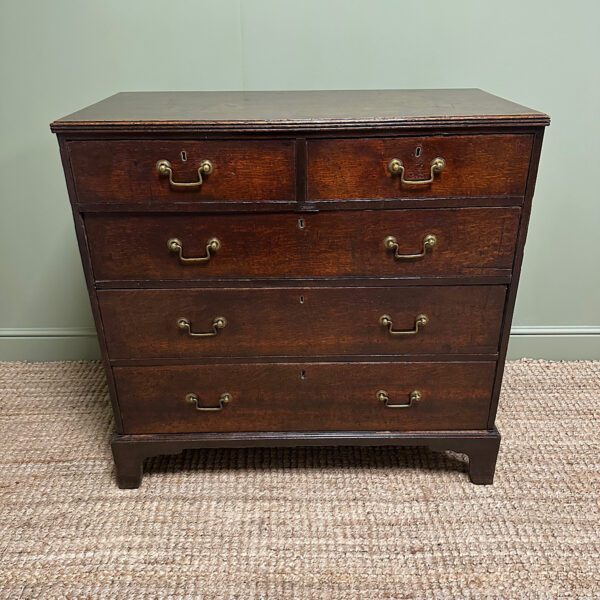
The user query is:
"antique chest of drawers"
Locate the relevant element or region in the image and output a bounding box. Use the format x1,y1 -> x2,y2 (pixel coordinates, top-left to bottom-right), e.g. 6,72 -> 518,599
51,90 -> 549,488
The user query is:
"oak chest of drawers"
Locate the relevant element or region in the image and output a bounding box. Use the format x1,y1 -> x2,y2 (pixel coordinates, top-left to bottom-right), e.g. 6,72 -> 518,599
51,89 -> 549,488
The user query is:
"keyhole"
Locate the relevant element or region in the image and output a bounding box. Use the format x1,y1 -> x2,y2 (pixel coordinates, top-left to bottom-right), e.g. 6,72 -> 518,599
415,146 -> 422,157
300,370 -> 306,380
298,218 -> 305,229
299,295 -> 305,304
180,150 -> 187,162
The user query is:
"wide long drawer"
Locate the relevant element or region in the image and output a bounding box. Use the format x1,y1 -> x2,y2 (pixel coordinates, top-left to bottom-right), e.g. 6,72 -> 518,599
68,139 -> 296,204
98,286 -> 506,359
113,361 -> 496,434
308,134 -> 532,200
86,208 -> 521,282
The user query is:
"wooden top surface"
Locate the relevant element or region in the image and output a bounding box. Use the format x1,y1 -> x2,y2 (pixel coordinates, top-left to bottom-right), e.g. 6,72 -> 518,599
51,89 -> 549,133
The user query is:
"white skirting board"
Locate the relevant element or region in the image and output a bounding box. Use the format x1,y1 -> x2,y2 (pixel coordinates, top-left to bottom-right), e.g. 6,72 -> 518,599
0,327 -> 599,361
0,328 -> 100,362
507,327 -> 600,360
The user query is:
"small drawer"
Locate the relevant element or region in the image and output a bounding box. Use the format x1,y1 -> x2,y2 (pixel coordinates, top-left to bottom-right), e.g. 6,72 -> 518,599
307,134 -> 532,200
98,285 -> 506,359
68,139 -> 296,204
113,361 -> 496,434
85,207 -> 520,282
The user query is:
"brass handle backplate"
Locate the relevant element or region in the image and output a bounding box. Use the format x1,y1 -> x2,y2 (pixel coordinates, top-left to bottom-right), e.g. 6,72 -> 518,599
157,159 -> 213,189
186,392 -> 231,411
380,314 -> 428,336
377,389 -> 421,408
388,157 -> 445,185
384,234 -> 437,260
168,237 -> 220,264
177,316 -> 227,337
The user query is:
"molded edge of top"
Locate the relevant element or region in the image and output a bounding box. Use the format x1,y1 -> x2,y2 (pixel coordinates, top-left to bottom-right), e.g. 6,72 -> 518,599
51,89 -> 551,133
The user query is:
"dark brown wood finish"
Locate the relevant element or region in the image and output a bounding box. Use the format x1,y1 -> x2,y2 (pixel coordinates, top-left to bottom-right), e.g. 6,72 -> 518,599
51,89 -> 549,133
308,135 -> 532,200
97,286 -> 506,359
56,139 -> 125,433
487,128 -> 547,428
85,208 -> 520,282
68,140 -> 296,204
52,89 -> 549,488
111,429 -> 502,488
113,362 -> 496,434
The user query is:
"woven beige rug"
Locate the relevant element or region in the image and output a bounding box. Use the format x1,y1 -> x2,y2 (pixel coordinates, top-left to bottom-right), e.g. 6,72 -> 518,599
0,360 -> 598,598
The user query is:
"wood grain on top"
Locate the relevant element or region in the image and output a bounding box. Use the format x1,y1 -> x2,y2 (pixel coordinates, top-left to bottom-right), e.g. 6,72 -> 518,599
51,89 -> 550,132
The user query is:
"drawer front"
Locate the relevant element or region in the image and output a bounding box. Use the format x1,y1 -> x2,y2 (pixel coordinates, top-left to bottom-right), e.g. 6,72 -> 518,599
98,286 -> 506,359
308,134 -> 532,200
68,140 -> 296,204
86,208 -> 520,281
114,361 -> 496,433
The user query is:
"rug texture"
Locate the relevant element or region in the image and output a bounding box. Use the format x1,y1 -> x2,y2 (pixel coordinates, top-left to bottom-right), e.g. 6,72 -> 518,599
0,360 -> 598,599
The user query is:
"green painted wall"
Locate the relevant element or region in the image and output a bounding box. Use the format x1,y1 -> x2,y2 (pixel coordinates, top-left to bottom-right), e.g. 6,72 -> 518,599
1,0 -> 599,360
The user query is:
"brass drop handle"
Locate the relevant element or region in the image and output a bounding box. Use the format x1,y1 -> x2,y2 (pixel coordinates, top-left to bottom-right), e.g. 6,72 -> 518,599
177,316 -> 227,337
380,314 -> 428,336
186,392 -> 231,412
388,157 -> 445,185
168,237 -> 220,264
156,159 -> 213,189
377,389 -> 421,408
384,234 -> 437,260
